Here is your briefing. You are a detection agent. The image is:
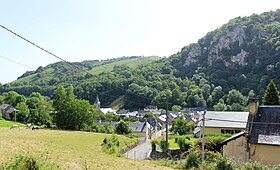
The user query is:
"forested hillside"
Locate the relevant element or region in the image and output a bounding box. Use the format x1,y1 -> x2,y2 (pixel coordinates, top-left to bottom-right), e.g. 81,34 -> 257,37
1,10 -> 280,111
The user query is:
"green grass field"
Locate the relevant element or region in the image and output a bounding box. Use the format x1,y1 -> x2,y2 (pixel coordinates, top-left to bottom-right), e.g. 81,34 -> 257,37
0,119 -> 26,128
89,56 -> 159,75
0,128 -> 172,170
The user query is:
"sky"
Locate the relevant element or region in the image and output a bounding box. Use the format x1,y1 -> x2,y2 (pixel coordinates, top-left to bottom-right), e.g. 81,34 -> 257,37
0,0 -> 279,84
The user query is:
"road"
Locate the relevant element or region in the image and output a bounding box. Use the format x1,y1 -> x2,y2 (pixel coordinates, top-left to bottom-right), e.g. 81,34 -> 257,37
125,140 -> 151,160
125,129 -> 166,160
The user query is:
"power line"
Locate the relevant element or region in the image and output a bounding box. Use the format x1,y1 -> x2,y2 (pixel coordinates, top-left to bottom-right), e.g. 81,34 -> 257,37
0,24 -> 153,106
207,118 -> 280,125
0,55 -> 33,69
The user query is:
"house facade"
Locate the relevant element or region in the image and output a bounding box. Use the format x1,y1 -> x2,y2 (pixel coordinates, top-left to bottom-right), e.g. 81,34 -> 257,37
222,99 -> 280,165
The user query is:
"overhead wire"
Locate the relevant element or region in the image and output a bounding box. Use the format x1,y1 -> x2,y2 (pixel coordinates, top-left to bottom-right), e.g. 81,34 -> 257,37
0,55 -> 33,69
0,24 -> 153,107
207,118 -> 280,125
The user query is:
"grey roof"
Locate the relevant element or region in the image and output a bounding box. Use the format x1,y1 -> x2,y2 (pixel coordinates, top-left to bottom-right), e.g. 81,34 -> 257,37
0,104 -> 10,109
248,106 -> 280,145
198,111 -> 249,129
222,131 -> 245,144
184,107 -> 205,112
101,121 -> 148,133
0,104 -> 16,114
129,122 -> 147,133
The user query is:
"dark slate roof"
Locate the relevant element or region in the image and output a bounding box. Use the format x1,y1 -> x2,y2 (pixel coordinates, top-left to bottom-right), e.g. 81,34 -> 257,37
129,122 -> 147,133
248,106 -> 280,145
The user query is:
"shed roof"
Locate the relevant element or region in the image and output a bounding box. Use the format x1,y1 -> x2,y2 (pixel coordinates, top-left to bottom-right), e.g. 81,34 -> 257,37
222,131 -> 245,144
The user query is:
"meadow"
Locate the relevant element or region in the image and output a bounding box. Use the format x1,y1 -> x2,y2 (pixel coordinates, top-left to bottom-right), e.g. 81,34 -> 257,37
88,56 -> 159,75
0,119 -> 26,127
0,128 -> 172,170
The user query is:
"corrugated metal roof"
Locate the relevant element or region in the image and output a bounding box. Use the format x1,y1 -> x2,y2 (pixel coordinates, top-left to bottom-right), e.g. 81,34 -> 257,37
198,111 -> 249,128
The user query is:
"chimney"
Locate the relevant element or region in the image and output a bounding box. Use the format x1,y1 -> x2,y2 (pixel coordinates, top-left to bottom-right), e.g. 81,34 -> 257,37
245,97 -> 259,161
249,97 -> 259,114
246,97 -> 259,134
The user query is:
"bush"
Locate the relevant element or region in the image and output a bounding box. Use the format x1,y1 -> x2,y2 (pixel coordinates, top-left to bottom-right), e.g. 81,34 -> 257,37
204,151 -> 219,163
244,161 -> 268,170
198,161 -> 216,170
204,132 -> 232,137
115,120 -> 131,135
215,155 -> 236,170
185,150 -> 201,169
102,122 -> 113,134
195,136 -> 227,152
159,138 -> 169,152
102,135 -> 120,155
0,112 -> 2,120
272,164 -> 280,170
151,140 -> 158,151
1,155 -> 59,170
177,136 -> 191,152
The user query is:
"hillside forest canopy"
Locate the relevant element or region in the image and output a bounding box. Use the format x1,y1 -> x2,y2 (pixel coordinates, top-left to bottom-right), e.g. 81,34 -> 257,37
0,10 -> 280,112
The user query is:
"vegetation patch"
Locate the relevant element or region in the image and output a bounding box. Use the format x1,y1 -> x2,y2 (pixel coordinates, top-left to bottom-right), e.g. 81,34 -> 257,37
0,120 -> 25,128
0,155 -> 59,170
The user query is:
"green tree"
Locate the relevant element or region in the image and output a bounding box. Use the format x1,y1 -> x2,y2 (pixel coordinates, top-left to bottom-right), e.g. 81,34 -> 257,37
171,105 -> 182,112
105,112 -> 120,121
211,86 -> 224,104
143,112 -> 156,120
53,85 -> 95,130
4,91 -> 21,107
26,92 -> 52,125
0,95 -> 4,104
16,102 -> 30,122
115,120 -> 131,134
152,89 -> 172,109
53,85 -> 67,127
170,117 -> 193,135
213,99 -> 227,111
226,89 -> 246,106
262,80 -> 280,105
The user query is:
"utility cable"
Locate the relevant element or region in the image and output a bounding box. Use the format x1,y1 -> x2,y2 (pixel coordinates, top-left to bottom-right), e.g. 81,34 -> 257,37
0,55 -> 33,69
0,24 -> 153,105
206,118 -> 280,125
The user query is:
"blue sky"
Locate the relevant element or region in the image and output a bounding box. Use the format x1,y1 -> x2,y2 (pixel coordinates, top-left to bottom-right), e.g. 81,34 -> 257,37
0,0 -> 279,84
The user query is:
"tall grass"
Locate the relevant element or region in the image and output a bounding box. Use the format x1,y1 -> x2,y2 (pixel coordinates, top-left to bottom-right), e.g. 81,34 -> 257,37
0,129 -> 168,170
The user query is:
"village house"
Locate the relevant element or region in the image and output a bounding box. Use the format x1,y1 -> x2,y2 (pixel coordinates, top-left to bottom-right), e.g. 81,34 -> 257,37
0,104 -> 17,120
194,111 -> 249,137
222,98 -> 280,165
106,121 -> 152,141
